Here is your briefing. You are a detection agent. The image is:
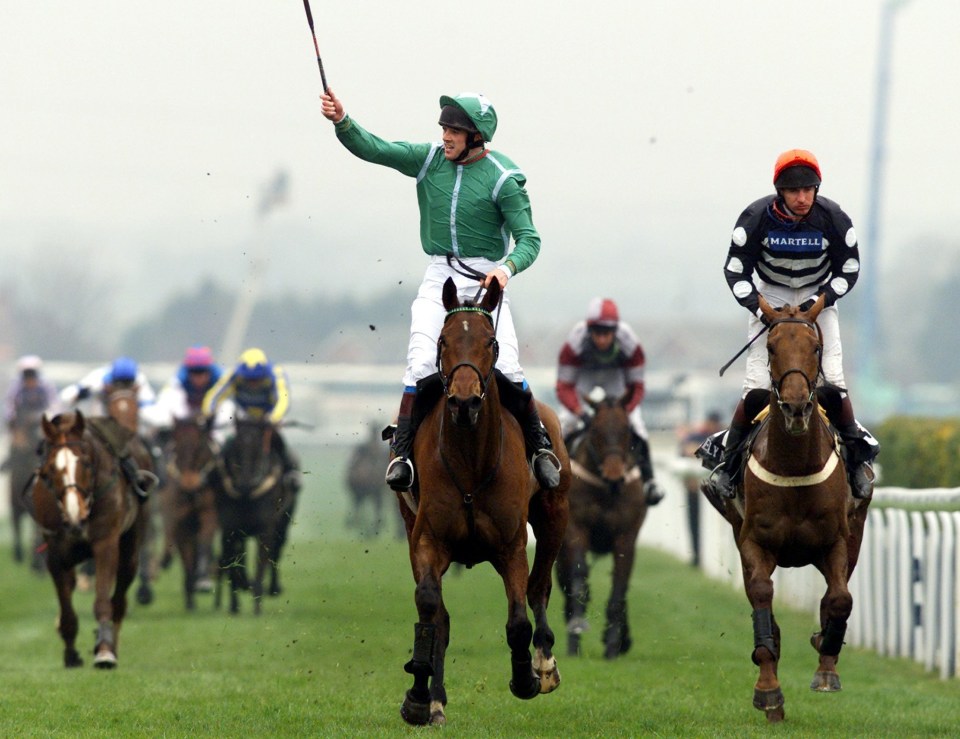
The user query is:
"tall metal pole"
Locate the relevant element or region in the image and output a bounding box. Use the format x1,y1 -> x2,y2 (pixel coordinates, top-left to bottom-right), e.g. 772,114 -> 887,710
219,171 -> 289,363
860,0 -> 913,387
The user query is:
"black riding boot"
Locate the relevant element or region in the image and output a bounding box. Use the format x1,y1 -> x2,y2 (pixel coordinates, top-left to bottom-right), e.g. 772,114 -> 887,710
837,424 -> 876,499
632,434 -> 664,505
120,455 -> 153,501
712,422 -> 750,499
828,395 -> 878,500
385,391 -> 416,492
497,375 -> 560,490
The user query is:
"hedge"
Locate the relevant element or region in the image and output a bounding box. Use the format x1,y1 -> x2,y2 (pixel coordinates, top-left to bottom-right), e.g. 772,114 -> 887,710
874,416 -> 960,489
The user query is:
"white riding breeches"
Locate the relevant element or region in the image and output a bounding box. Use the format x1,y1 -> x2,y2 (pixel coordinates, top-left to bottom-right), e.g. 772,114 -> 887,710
402,256 -> 523,387
742,290 -> 846,395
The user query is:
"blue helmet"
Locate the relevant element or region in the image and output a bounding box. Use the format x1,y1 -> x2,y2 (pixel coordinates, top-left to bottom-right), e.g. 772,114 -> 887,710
236,347 -> 271,381
109,356 -> 138,383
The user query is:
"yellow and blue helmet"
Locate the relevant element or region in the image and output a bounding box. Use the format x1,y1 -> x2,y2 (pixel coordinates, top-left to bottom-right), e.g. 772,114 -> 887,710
237,347 -> 271,381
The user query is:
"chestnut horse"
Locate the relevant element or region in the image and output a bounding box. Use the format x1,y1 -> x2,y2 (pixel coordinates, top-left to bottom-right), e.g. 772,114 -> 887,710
30,411 -> 148,668
555,391 -> 648,659
160,416 -> 218,610
210,417 -> 295,614
701,296 -> 871,723
397,277 -> 570,726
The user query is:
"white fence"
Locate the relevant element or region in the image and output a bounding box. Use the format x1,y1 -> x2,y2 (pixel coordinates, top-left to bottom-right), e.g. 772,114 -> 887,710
653,455 -> 960,679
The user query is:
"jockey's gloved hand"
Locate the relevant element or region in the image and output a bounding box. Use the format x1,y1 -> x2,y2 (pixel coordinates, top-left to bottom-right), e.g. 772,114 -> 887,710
76,386 -> 91,401
799,298 -> 817,311
578,410 -> 593,426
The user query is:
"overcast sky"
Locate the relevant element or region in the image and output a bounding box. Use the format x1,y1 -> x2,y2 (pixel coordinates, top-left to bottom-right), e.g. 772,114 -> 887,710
3,0 -> 958,339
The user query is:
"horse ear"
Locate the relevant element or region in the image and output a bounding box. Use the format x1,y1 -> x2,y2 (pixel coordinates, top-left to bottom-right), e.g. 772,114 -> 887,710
442,277 -> 459,311
481,278 -> 501,313
73,409 -> 86,434
804,294 -> 826,322
41,414 -> 55,439
758,295 -> 776,324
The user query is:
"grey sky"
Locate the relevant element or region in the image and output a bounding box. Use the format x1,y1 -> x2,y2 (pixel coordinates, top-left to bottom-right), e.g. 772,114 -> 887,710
3,0 -> 958,335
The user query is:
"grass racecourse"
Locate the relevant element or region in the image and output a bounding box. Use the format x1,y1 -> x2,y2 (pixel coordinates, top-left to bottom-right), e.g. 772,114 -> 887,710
1,444 -> 957,738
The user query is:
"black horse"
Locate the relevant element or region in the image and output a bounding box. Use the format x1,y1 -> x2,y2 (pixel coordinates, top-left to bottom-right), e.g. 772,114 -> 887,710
7,410 -> 45,570
209,418 -> 297,614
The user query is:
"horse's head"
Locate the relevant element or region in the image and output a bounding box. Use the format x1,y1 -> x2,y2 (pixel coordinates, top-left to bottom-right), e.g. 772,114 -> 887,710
169,416 -> 215,490
221,417 -> 280,497
585,392 -> 633,490
438,277 -> 500,428
106,382 -> 140,434
760,295 -> 825,435
35,411 -> 96,530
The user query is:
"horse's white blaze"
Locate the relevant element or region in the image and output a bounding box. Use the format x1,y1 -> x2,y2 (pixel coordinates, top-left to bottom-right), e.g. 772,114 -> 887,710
55,447 -> 83,523
462,320 -> 469,331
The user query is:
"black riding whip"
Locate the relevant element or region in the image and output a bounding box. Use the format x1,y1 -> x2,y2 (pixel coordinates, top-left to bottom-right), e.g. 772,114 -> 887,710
301,0 -> 329,93
718,325 -> 768,377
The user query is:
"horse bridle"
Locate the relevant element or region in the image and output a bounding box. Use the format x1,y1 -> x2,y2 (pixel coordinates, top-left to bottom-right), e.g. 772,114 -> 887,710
434,300 -> 504,540
766,317 -> 824,409
436,306 -> 500,399
36,439 -> 99,519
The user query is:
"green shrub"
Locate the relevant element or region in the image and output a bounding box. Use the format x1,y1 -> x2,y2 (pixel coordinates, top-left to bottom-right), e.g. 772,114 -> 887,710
875,416 -> 960,488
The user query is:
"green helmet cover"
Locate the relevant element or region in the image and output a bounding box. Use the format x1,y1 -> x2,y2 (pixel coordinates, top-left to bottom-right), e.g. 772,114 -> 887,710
438,92 -> 498,142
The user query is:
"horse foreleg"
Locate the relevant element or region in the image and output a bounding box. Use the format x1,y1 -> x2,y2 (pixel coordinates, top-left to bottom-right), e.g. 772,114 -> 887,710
556,537 -> 590,657
401,543 -> 449,727
740,541 -> 784,722
494,548 -> 540,701
252,535 -> 271,616
11,501 -> 24,563
527,489 -> 567,690
49,554 -> 83,668
603,533 -> 638,659
810,539 -> 853,692
91,536 -> 122,668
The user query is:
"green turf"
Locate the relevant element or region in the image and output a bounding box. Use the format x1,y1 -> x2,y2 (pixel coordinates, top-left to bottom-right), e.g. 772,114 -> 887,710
0,445 -> 957,737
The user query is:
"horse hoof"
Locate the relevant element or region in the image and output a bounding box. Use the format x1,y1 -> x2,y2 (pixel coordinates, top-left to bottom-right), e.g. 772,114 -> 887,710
195,577 -> 213,593
93,651 -> 118,669
533,650 -> 561,694
811,670 -> 842,692
64,650 -> 84,668
136,585 -> 153,606
753,687 -> 784,721
400,691 -> 431,726
510,674 -> 540,700
429,701 -> 446,726
567,635 -> 580,658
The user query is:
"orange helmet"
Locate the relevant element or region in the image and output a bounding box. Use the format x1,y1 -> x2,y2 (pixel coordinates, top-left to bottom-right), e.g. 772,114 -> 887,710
586,298 -> 619,329
773,149 -> 822,189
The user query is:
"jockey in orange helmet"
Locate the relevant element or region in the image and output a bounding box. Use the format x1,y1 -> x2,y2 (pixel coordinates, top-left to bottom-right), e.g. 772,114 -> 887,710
710,149 -> 879,500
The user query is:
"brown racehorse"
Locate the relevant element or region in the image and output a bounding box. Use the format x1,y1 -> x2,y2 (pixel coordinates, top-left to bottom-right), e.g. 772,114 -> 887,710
397,277 -> 570,726
31,411 -> 148,668
555,391 -> 648,659
160,416 -> 218,610
105,383 -> 158,606
702,296 -> 871,723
